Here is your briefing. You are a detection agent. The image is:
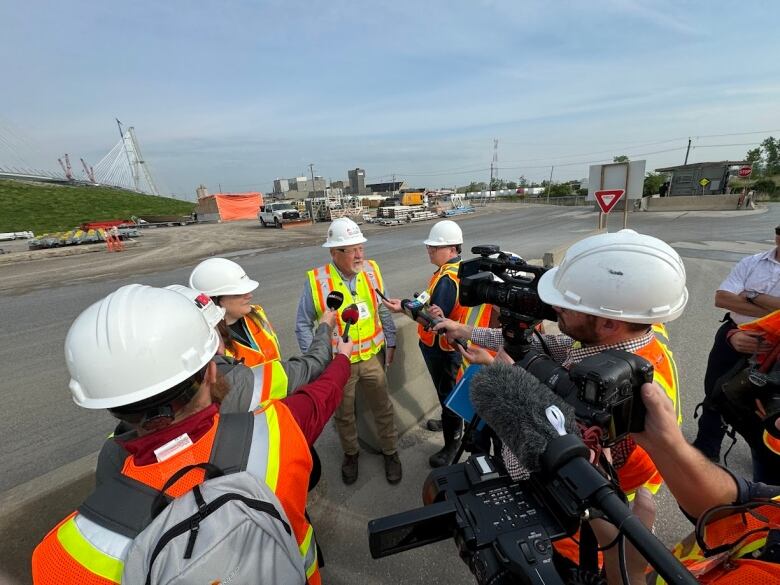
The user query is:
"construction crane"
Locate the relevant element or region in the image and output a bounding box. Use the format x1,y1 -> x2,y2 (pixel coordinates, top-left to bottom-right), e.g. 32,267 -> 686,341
57,153 -> 74,181
80,158 -> 96,183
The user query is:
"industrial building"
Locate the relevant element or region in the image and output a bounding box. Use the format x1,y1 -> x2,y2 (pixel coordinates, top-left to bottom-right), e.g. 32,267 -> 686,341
655,161 -> 747,196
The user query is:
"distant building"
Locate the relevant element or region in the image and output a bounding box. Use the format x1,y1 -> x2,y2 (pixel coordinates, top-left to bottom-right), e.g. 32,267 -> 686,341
654,161 -> 747,196
273,178 -> 290,195
196,184 -> 209,200
366,180 -> 405,194
348,168 -> 366,195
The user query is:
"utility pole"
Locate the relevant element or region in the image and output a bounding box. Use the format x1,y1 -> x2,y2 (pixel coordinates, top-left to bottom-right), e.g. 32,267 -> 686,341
489,138 -> 498,204
309,163 -> 316,197
546,165 -> 554,205
684,137 -> 692,165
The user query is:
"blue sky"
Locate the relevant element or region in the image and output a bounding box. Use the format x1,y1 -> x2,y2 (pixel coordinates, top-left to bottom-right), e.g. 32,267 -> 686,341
2,0 -> 779,198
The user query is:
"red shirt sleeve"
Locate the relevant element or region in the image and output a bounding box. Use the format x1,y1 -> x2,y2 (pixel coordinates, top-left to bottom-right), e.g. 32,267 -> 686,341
282,354 -> 351,445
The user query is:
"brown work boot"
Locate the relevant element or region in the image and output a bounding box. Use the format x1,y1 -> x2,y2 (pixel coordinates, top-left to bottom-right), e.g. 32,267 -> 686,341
341,452 -> 359,485
384,452 -> 402,484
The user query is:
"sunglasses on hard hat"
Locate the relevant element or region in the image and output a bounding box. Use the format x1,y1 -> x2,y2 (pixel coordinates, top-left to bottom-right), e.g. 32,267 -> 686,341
108,366 -> 207,431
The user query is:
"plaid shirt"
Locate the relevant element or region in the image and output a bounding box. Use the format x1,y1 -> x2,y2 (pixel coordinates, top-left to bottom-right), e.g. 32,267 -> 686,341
473,328 -> 657,480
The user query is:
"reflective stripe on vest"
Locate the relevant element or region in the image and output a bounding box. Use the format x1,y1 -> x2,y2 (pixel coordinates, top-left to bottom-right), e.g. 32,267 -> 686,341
308,260 -> 386,363
55,513 -> 126,583
226,305 -> 283,367
249,359 -> 290,404
251,401 -> 319,583
456,304 -> 496,381
418,261 -> 464,352
764,431 -> 780,456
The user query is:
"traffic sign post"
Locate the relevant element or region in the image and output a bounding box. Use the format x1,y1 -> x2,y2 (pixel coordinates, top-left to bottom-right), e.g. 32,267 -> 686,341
699,177 -> 710,194
594,189 -> 625,231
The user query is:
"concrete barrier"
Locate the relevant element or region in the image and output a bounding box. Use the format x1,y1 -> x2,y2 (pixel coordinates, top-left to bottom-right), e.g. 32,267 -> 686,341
642,194 -> 743,212
356,317 -> 438,453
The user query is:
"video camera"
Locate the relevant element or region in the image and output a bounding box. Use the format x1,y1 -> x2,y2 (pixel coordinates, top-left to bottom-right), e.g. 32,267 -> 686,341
369,454 -> 576,585
459,245 -> 557,323
369,442 -> 695,585
518,349 -> 653,446
458,245 -> 556,361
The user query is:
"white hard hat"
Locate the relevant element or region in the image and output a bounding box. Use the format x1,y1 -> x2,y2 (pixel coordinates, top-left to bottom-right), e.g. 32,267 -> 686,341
165,284 -> 226,329
424,220 -> 463,246
322,217 -> 367,248
189,258 -> 259,296
537,229 -> 688,324
65,284 -> 220,409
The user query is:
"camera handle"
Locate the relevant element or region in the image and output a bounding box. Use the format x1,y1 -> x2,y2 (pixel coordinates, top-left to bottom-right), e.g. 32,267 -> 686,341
499,308 -> 541,362
451,413 -> 483,465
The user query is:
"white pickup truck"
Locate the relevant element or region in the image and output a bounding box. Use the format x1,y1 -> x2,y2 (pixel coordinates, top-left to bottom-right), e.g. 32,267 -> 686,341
258,202 -> 305,228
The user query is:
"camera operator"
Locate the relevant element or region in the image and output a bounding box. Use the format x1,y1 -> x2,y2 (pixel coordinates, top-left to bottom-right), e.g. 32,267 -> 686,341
434,230 -> 687,498
592,380 -> 780,584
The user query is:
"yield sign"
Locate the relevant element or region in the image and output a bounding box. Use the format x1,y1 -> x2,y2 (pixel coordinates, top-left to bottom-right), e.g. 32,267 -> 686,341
594,189 -> 625,214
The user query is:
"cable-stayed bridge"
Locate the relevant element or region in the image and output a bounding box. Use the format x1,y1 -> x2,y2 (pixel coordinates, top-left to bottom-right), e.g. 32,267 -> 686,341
0,120 -> 160,195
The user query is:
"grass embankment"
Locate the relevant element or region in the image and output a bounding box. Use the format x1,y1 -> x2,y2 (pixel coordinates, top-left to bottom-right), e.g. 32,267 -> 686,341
0,180 -> 195,233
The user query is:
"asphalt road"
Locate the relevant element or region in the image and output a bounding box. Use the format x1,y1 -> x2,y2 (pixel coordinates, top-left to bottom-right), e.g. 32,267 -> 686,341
1,203 -> 778,584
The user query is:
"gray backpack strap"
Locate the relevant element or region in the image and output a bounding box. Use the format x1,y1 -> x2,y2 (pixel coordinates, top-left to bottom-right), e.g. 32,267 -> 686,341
209,412 -> 254,473
80,412 -> 254,538
79,440 -> 160,538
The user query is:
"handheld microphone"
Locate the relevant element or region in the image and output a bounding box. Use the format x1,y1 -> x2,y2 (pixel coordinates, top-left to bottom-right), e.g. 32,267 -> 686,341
400,297 -> 468,349
326,290 -> 344,311
471,364 -> 697,585
341,304 -> 360,342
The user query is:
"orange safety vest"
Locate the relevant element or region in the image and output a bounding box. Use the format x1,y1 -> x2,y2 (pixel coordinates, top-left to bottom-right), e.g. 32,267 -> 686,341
646,497 -> 780,584
554,324 -> 679,566
32,405 -> 321,585
618,323 -> 680,496
307,260 -> 386,363
418,260 -> 465,352
456,303 -> 497,381
226,305 -> 288,402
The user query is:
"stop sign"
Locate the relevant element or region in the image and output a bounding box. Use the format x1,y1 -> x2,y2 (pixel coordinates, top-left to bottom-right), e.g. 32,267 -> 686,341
738,165 -> 752,178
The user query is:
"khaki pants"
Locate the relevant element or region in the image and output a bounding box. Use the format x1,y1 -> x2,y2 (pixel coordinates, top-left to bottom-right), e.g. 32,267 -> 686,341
334,351 -> 398,456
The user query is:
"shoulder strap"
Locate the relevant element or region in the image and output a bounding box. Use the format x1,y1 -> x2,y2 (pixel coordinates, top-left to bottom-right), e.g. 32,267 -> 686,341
78,412 -> 255,538
209,412 -> 254,474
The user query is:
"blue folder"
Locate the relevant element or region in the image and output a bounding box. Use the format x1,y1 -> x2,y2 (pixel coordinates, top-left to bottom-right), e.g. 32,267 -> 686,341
444,364 -> 485,429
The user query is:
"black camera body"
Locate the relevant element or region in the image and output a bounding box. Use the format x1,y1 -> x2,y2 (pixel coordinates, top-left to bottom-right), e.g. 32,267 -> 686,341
458,245 -> 557,323
517,349 -> 654,446
368,454 -> 576,585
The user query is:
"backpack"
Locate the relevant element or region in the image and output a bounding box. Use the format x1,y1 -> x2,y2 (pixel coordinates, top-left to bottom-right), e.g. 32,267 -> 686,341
79,413 -> 306,585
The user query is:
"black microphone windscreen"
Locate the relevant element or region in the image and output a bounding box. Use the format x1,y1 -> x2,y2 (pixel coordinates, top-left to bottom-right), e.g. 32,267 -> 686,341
326,291 -> 344,310
470,363 -> 579,471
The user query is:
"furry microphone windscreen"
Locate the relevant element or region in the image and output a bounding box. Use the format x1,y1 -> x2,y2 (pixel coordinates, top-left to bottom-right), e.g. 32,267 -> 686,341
470,363 -> 579,471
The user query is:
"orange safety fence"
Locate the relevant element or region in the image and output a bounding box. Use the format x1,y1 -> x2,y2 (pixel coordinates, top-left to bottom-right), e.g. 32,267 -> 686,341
213,193 -> 263,221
